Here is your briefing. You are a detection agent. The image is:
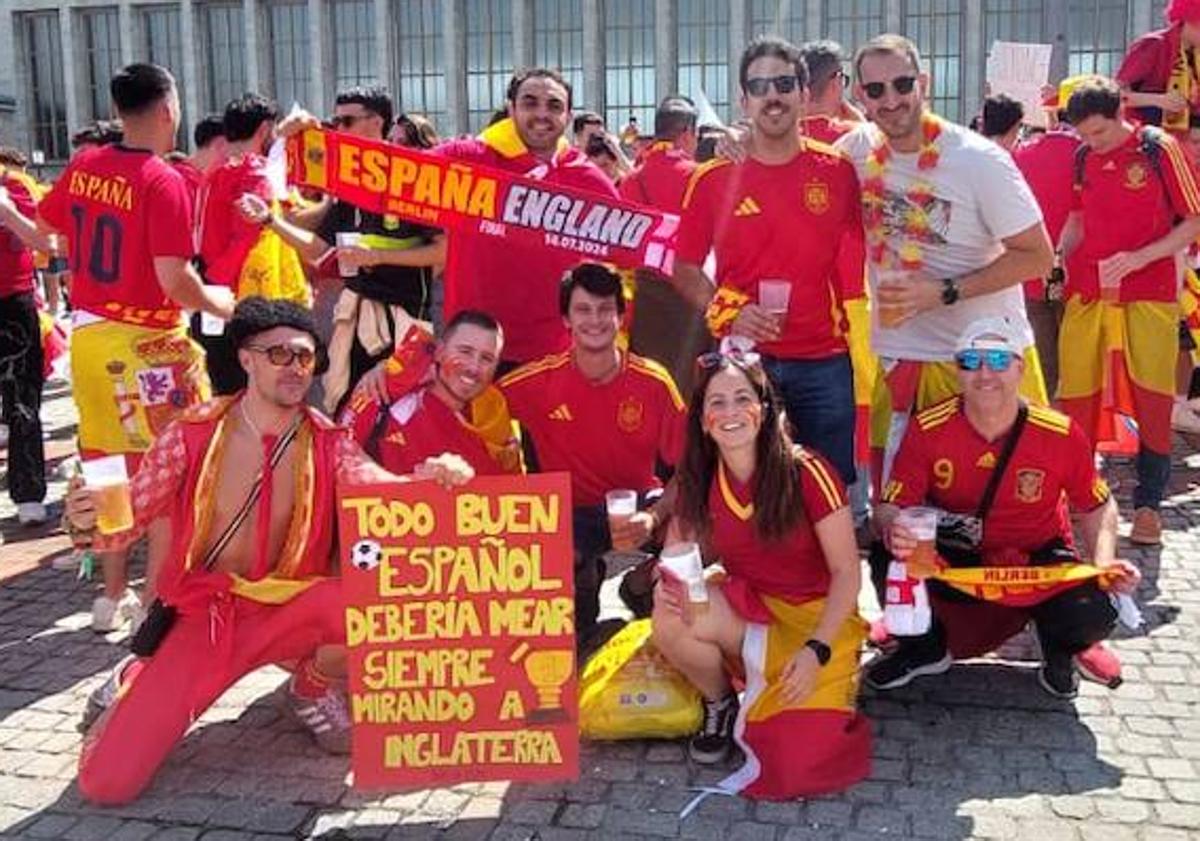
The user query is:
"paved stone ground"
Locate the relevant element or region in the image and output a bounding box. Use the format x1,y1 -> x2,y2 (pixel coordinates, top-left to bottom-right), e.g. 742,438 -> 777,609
0,384 -> 1197,841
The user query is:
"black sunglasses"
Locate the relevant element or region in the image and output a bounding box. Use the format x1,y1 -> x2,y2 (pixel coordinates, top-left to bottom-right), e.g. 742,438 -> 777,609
330,113 -> 373,129
745,75 -> 801,97
247,344 -> 317,371
862,75 -> 918,100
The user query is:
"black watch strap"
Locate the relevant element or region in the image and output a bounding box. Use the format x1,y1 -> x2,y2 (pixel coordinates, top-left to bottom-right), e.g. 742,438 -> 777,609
941,277 -> 960,305
804,638 -> 832,666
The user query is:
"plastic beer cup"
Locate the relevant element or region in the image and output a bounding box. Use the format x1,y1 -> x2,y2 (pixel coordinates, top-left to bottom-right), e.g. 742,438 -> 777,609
876,268 -> 908,328
81,455 -> 134,535
658,542 -> 708,624
895,506 -> 940,579
335,232 -> 362,278
758,279 -> 791,328
605,489 -> 639,552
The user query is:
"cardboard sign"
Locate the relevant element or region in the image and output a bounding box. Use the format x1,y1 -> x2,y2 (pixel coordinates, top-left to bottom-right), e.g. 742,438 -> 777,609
338,473 -> 577,789
287,127 -> 678,273
986,41 -> 1054,128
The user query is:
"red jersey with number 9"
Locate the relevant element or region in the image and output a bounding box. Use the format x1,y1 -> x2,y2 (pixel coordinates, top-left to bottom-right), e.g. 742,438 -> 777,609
40,145 -> 194,328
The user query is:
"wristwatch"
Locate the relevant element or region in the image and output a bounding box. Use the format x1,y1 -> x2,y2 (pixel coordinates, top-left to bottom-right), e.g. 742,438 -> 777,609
940,277 -> 960,305
804,638 -> 832,666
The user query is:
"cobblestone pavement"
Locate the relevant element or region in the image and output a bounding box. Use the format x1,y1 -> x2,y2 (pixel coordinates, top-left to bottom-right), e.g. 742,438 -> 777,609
0,385 -> 1197,841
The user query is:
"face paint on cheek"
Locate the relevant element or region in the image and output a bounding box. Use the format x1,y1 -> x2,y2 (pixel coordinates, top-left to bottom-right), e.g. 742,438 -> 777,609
703,409 -> 720,434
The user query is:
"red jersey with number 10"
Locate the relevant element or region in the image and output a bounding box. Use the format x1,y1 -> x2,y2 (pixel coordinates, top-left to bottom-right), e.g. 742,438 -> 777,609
40,145 -> 194,328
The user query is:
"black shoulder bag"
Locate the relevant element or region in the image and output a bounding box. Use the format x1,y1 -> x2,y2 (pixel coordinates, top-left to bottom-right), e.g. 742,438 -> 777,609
129,416 -> 302,656
935,405 -> 1028,567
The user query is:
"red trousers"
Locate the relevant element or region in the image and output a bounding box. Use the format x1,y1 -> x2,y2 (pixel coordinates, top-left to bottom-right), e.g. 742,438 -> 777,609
78,579 -> 344,805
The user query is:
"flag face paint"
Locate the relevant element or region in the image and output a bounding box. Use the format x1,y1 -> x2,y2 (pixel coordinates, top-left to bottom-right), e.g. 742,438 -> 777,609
288,129 -> 678,273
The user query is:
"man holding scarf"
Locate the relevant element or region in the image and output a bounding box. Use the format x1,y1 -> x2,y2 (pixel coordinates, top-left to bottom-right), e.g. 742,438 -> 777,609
869,318 -> 1140,699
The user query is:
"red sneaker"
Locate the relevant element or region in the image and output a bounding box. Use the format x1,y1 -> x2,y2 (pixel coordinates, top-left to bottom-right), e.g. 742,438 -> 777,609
1075,642 -> 1122,688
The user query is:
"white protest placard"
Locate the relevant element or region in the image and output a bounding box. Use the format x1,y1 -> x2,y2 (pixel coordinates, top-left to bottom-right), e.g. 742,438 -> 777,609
986,41 -> 1054,128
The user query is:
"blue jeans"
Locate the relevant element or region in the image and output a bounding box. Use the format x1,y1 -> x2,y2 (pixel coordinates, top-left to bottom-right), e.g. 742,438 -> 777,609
762,353 -> 856,485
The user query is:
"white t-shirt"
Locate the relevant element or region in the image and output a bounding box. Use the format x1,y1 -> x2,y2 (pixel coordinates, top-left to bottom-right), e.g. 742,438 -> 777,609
836,119 -> 1042,361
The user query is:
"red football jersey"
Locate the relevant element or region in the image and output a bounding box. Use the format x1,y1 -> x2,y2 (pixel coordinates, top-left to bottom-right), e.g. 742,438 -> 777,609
39,145 -> 193,327
499,351 -> 686,507
709,448 -> 846,609
1066,128 -> 1200,303
435,122 -> 620,365
883,398 -> 1111,557
196,154 -> 274,288
618,141 -> 696,213
677,140 -> 860,358
370,389 -> 512,477
0,172 -> 36,297
802,117 -> 868,301
172,158 -> 205,206
1013,130 -> 1080,299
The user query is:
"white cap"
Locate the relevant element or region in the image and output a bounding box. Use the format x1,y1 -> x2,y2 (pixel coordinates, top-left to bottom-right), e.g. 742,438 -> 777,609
954,316 -> 1023,355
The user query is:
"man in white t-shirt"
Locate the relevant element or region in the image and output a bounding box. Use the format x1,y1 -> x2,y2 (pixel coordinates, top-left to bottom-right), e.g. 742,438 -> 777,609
833,34 -> 1054,484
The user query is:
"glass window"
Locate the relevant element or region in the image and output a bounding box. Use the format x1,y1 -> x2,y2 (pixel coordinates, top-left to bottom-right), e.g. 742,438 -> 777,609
1069,0 -> 1128,77
750,0 -> 805,42
678,0 -> 730,120
139,5 -> 187,149
534,0 -> 584,105
201,3 -> 247,111
604,0 -> 656,131
79,8 -> 122,122
267,1 -> 309,108
20,13 -> 68,161
823,0 -> 884,64
466,0 -> 512,132
392,0 -> 445,129
904,0 -> 964,122
332,0 -> 375,95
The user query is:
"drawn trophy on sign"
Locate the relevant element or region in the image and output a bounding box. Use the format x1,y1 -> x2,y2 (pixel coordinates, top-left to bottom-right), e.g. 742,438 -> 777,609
509,642 -> 574,723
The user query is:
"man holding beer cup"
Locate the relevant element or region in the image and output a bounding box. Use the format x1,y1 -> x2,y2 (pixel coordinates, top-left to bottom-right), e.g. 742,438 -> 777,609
868,317 -> 1140,699
63,298 -> 475,805
499,263 -> 686,649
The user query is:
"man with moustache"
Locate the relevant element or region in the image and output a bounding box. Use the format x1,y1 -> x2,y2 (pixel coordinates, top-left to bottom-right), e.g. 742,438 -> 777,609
675,36 -> 863,486
499,263 -> 686,647
344,310 -> 521,477
833,34 -> 1053,487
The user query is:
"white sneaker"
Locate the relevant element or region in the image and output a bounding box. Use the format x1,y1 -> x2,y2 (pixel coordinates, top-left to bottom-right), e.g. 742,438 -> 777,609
1172,401 -> 1200,434
92,590 -> 140,633
17,502 -> 47,526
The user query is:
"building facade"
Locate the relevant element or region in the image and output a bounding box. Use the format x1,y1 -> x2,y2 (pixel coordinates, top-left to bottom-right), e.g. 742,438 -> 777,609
0,0 -> 1175,165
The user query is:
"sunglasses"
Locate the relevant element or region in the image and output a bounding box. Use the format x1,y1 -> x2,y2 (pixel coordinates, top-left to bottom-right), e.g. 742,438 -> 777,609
862,75 -> 918,100
247,344 -> 317,371
745,75 -> 801,97
697,350 -> 762,371
330,113 -> 372,129
955,349 -> 1015,373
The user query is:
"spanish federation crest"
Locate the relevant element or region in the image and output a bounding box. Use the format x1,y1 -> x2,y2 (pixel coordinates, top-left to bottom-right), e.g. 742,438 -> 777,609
804,180 -> 830,215
1123,162 -> 1149,191
1015,468 -> 1045,503
617,397 -> 644,433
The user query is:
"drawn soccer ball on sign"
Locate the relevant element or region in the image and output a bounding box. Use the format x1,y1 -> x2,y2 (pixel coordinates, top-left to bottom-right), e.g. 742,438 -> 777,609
349,539 -> 383,571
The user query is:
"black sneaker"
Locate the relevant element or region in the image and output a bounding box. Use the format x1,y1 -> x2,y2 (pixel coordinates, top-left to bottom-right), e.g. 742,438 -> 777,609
689,693 -> 738,765
1037,649 -> 1079,700
865,637 -> 952,690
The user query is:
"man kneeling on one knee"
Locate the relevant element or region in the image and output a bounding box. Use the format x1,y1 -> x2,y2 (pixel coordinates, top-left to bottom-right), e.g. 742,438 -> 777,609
867,317 -> 1140,699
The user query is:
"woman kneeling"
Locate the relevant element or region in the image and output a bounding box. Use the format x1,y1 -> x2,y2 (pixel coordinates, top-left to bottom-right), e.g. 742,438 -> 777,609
651,354 -> 871,800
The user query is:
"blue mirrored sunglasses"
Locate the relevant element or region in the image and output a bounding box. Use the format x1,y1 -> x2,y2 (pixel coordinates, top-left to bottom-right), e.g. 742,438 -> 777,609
955,349 -> 1015,372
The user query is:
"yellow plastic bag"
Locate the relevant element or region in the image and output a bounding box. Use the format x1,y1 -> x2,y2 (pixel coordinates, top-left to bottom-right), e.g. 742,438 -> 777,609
238,226 -> 311,307
578,619 -> 703,741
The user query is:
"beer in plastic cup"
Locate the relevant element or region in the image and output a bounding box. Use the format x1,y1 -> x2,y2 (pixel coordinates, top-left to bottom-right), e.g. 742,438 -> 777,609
81,455 -> 134,535
758,279 -> 791,328
876,268 -> 908,328
605,489 -> 639,552
895,506 -> 940,579
659,541 -> 709,623
335,232 -> 362,278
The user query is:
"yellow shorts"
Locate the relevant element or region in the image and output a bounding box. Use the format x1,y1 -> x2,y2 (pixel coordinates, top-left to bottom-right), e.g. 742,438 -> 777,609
71,319 -> 210,456
1057,297 -> 1178,402
869,347 -> 1047,449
